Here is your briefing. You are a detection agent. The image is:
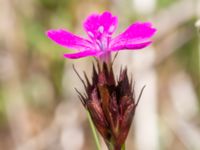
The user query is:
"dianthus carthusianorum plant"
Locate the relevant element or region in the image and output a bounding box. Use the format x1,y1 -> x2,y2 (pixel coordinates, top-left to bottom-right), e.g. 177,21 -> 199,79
46,11 -> 156,150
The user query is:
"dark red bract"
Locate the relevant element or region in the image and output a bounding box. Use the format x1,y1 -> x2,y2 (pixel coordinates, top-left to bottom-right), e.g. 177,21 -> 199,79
74,62 -> 144,150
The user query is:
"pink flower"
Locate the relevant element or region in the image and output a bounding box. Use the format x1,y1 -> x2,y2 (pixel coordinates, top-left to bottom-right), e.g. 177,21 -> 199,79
46,11 -> 156,60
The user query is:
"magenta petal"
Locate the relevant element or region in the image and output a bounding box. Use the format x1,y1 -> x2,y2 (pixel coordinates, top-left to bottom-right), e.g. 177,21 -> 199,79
111,41 -> 152,51
63,50 -> 101,59
110,22 -> 156,51
83,11 -> 118,39
46,29 -> 93,51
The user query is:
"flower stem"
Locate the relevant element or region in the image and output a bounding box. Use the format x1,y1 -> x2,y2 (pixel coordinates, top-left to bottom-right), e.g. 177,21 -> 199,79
86,110 -> 101,150
99,51 -> 111,65
122,144 -> 126,150
107,141 -> 125,150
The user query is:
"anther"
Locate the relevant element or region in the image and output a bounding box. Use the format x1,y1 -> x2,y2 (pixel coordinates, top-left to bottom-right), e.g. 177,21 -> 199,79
108,25 -> 115,33
98,26 -> 104,34
88,31 -> 94,38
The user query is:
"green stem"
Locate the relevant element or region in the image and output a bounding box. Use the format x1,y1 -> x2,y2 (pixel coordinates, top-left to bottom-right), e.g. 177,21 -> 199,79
122,144 -> 126,150
107,141 -> 125,150
86,111 -> 101,150
107,142 -> 114,150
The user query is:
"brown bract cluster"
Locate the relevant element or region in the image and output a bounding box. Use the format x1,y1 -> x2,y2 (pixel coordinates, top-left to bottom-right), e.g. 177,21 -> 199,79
74,62 -> 143,150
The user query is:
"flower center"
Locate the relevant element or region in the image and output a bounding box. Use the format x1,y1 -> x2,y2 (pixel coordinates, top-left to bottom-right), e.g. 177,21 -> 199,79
87,26 -> 112,52
96,26 -> 110,51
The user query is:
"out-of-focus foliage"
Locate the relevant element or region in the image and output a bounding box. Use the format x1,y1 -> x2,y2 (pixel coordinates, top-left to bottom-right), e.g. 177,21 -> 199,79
157,0 -> 174,8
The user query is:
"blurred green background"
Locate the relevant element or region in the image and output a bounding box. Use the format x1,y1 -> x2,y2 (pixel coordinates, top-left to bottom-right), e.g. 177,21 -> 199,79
0,0 -> 199,150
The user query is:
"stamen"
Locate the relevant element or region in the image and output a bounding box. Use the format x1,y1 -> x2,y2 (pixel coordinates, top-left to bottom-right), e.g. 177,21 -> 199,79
108,25 -> 115,33
96,39 -> 102,48
98,26 -> 104,34
88,31 -> 94,38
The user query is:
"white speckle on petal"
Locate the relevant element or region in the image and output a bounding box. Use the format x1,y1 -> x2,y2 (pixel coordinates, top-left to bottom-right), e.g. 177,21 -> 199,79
108,25 -> 115,33
98,26 -> 104,34
88,31 -> 94,38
